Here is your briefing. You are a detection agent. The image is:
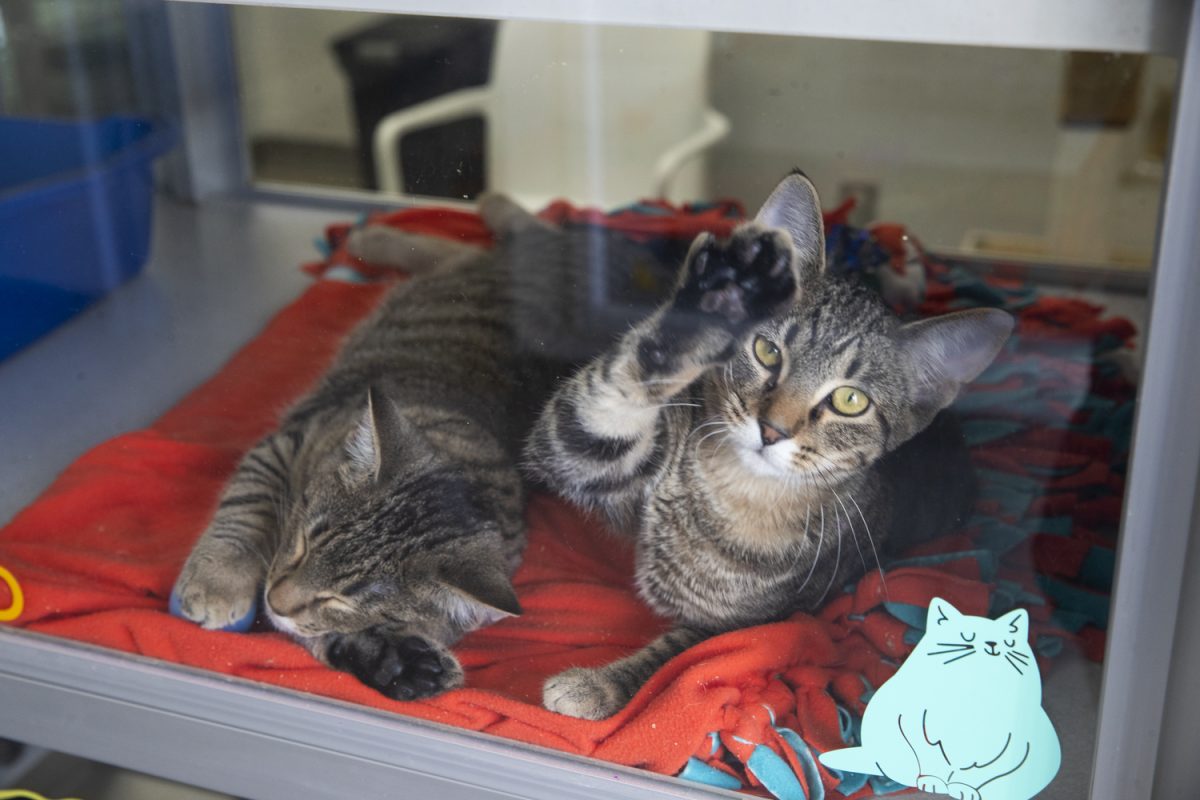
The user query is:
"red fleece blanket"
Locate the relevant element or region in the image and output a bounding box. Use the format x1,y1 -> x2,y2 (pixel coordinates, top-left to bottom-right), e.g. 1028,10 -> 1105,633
0,204 -> 1134,799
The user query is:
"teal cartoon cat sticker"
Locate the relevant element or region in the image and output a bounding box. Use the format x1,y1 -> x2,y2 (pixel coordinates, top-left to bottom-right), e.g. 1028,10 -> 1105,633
820,599 -> 1061,800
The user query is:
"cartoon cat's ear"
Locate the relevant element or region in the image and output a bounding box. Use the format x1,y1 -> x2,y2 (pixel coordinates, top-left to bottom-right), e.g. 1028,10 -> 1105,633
926,597 -> 962,629
998,608 -> 1030,641
754,170 -> 826,274
439,562 -> 523,618
345,386 -> 416,484
899,308 -> 1014,418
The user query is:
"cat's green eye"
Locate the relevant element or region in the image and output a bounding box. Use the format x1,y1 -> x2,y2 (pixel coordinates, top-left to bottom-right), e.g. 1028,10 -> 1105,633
830,386 -> 870,416
753,336 -> 782,369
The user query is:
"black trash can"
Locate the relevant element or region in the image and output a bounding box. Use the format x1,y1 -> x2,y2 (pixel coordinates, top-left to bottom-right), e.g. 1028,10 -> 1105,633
333,16 -> 497,197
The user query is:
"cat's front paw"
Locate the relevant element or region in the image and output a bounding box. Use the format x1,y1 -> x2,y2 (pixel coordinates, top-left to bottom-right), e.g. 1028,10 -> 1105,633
916,775 -> 949,794
170,551 -> 261,632
326,629 -> 463,701
946,782 -> 981,800
543,666 -> 628,720
672,226 -> 797,330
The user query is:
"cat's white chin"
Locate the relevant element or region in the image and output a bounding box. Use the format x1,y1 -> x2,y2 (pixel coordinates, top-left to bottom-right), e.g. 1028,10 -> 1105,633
267,611 -> 300,636
264,602 -> 313,637
736,443 -> 794,479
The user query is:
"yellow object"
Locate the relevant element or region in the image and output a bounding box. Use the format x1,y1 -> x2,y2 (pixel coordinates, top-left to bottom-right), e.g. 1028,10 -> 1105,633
753,336 -> 782,368
831,386 -> 870,416
0,791 -> 84,800
0,564 -> 24,622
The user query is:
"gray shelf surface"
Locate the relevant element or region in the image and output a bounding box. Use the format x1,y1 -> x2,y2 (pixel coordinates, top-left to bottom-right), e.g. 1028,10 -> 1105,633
0,197 -> 318,527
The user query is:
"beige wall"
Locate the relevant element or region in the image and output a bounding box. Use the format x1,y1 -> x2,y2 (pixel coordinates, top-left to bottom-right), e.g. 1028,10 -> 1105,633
232,6 -> 387,146
227,13 -> 1176,266
708,33 -> 1177,267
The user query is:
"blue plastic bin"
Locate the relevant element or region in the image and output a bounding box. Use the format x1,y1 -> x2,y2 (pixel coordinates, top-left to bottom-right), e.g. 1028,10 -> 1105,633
0,116 -> 176,360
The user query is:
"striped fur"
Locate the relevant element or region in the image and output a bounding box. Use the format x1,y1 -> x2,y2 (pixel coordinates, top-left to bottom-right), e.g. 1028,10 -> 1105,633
529,173 -> 1013,719
172,176 -> 1010,709
171,196 -> 660,700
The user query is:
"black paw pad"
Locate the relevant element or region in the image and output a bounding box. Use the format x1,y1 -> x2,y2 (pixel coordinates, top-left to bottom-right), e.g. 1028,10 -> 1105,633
673,228 -> 796,329
327,630 -> 458,701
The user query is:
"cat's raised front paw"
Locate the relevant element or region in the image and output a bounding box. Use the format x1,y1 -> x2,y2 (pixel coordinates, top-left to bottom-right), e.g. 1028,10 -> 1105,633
673,226 -> 797,329
171,555 -> 261,631
916,775 -> 949,794
326,629 -> 463,701
946,782 -> 981,800
543,666 -> 628,720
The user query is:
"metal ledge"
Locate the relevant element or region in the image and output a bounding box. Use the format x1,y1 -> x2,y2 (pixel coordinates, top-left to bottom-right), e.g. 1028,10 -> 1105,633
169,0 -> 1191,55
0,629 -> 732,800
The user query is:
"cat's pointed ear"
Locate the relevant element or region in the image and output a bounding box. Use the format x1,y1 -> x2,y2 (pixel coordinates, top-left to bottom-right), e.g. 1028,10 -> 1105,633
440,562 -> 523,618
345,386 -> 412,484
754,170 -> 826,274
926,597 -> 963,629
998,608 -> 1030,641
899,308 -> 1014,417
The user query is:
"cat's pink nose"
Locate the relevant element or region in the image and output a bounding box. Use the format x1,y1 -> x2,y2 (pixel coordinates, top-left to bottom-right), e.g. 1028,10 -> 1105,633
759,420 -> 789,447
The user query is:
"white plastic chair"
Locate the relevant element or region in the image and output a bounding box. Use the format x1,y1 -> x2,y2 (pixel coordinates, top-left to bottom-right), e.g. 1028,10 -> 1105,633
373,21 -> 729,208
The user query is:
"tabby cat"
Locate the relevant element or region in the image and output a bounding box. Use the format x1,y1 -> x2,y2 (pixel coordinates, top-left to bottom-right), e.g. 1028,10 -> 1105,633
173,172 -> 1009,712
524,172 -> 1014,719
169,195 -> 657,699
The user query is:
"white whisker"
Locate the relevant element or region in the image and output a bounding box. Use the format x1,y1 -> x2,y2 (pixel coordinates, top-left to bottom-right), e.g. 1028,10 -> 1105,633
846,492 -> 888,600
817,504 -> 841,606
686,419 -> 726,443
693,427 -> 729,456
833,487 -> 868,573
795,503 -> 824,599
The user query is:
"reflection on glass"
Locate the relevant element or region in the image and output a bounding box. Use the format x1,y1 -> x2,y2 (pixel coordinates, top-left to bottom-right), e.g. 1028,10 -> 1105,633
0,7 -> 1180,800
0,0 -> 140,119
233,8 -> 1175,276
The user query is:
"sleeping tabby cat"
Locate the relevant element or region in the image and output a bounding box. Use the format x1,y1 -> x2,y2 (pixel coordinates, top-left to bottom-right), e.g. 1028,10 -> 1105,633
170,195 -> 658,699
524,172 -> 1014,719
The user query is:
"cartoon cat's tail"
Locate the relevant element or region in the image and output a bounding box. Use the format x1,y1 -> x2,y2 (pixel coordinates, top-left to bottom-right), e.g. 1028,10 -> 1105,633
818,747 -> 885,777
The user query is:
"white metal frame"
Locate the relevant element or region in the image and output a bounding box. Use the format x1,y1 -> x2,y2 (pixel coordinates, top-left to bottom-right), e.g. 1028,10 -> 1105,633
173,0 -> 1188,53
1092,0 -> 1200,795
2,2 -> 1199,798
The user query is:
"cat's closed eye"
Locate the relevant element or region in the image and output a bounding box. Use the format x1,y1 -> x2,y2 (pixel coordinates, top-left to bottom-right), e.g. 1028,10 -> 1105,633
1004,639 -> 1016,648
284,533 -> 307,568
315,594 -> 354,612
960,632 -> 976,642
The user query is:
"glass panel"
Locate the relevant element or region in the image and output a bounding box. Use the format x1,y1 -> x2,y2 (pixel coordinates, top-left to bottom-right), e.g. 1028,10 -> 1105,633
0,4 -> 1184,800
0,0 -> 159,119
231,7 -> 1175,276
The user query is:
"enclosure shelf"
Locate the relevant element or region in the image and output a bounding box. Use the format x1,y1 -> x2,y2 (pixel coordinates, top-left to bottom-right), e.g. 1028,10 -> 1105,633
0,631 -> 713,800
0,196 -> 321,526
0,190 -> 1108,800
169,0 -> 1189,54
